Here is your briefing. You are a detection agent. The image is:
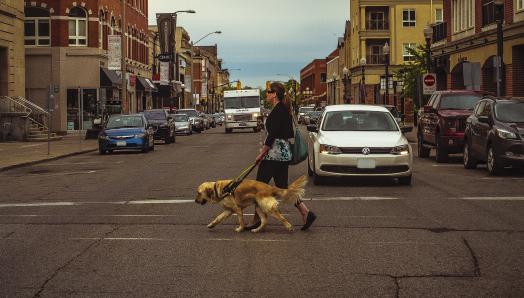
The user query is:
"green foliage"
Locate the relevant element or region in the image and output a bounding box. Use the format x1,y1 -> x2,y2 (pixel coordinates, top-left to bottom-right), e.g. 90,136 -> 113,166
395,45 -> 431,108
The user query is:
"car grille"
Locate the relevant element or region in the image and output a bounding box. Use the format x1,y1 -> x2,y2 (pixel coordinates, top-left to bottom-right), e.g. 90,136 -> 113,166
109,135 -> 134,140
457,119 -> 467,132
233,114 -> 252,122
320,165 -> 410,174
339,147 -> 393,154
508,144 -> 524,155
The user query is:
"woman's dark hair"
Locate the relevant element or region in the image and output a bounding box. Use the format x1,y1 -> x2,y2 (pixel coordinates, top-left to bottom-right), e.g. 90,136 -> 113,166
270,82 -> 291,114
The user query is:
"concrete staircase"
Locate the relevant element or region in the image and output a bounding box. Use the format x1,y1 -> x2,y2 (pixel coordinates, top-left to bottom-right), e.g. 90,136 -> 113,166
27,123 -> 62,142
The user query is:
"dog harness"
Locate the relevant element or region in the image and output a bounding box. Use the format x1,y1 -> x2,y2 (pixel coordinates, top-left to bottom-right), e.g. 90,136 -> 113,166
214,161 -> 260,200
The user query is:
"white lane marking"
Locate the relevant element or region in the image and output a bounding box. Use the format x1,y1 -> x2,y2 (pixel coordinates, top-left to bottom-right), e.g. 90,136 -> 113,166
309,197 -> 399,201
209,238 -> 289,242
431,164 -> 463,167
481,177 -> 524,180
20,144 -> 45,148
366,242 -> 438,245
71,237 -> 168,241
0,202 -> 77,207
0,214 -> 178,217
127,199 -> 193,204
459,197 -> 524,201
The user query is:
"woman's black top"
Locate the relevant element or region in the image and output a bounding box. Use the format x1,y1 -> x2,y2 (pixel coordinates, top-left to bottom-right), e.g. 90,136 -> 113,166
264,102 -> 294,147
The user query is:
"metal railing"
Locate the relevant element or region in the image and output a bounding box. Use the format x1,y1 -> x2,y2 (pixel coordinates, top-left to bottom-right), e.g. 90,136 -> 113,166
366,20 -> 389,30
0,96 -> 49,130
432,22 -> 447,43
366,54 -> 386,65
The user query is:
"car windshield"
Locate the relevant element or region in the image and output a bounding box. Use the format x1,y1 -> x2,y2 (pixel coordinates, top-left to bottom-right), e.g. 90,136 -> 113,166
174,114 -> 189,122
106,116 -> 143,129
495,102 -> 524,123
385,107 -> 400,117
178,110 -> 198,117
143,110 -> 166,120
224,96 -> 260,109
322,110 -> 398,132
299,107 -> 315,113
440,95 -> 482,110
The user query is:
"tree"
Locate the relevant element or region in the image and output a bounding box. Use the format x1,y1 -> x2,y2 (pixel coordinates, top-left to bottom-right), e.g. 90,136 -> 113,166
395,45 -> 431,109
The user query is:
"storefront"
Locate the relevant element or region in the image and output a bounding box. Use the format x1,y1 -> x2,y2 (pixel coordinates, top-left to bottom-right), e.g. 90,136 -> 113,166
66,88 -> 98,131
136,77 -> 157,111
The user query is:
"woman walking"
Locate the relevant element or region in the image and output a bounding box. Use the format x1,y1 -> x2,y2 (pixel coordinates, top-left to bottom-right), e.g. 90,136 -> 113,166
247,82 -> 316,231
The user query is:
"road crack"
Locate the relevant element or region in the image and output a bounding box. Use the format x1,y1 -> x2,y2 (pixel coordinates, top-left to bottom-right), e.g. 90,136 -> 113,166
462,237 -> 481,277
2,231 -> 15,239
32,225 -> 120,298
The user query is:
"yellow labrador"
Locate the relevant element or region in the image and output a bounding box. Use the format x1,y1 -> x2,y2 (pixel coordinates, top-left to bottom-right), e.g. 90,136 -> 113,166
195,176 -> 307,233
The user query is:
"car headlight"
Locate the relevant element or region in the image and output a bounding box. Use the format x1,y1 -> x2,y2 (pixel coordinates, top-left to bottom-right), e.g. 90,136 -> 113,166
98,134 -> 109,140
253,113 -> 259,119
319,144 -> 342,155
134,133 -> 146,138
227,115 -> 232,120
496,128 -> 517,139
391,144 -> 410,155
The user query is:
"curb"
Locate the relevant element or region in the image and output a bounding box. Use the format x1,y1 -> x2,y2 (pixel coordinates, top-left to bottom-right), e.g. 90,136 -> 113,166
0,148 -> 97,172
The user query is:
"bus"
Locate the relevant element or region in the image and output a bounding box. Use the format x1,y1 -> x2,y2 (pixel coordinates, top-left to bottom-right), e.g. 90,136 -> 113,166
223,89 -> 261,133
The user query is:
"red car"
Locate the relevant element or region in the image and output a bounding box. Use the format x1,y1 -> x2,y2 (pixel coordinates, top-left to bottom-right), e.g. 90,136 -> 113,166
417,90 -> 483,162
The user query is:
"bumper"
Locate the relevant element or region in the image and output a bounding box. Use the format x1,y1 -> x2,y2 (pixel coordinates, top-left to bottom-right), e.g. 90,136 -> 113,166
495,140 -> 524,167
439,133 -> 465,153
225,121 -> 258,129
176,126 -> 191,134
153,128 -> 170,140
315,153 -> 412,177
99,137 -> 147,150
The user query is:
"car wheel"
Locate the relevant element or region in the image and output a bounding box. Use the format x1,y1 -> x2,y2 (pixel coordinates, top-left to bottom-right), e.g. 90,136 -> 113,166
99,146 -> 106,155
435,134 -> 448,163
487,145 -> 502,175
225,128 -> 232,134
142,142 -> 150,153
463,141 -> 477,169
164,135 -> 171,144
417,132 -> 430,158
307,157 -> 313,177
398,175 -> 412,186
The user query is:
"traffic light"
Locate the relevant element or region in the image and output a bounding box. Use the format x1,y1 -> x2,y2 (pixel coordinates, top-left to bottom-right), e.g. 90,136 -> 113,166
266,81 -> 271,91
236,80 -> 241,90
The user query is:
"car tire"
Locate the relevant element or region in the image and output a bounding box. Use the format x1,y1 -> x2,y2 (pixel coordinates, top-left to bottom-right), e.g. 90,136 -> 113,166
142,142 -> 150,153
398,175 -> 412,186
435,134 -> 448,163
463,141 -> 477,169
225,128 -> 232,134
99,147 -> 106,155
307,157 -> 314,177
171,133 -> 176,143
487,145 -> 503,175
418,132 -> 430,158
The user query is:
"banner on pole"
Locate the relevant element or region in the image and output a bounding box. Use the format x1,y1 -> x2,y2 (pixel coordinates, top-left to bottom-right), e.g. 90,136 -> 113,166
108,35 -> 121,70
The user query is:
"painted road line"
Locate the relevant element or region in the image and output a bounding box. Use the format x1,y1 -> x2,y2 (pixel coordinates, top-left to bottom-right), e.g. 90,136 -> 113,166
366,241 -> 439,245
481,177 -> 524,180
71,238 -> 168,241
209,238 -> 289,242
458,197 -> 524,201
20,144 -> 45,148
431,164 -> 464,167
127,199 -> 194,205
309,197 -> 399,201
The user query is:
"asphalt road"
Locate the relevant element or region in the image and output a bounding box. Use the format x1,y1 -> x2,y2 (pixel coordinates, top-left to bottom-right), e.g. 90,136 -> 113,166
1,126 -> 523,297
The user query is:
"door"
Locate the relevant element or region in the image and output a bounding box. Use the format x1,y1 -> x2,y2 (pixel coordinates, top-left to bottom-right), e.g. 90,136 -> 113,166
476,101 -> 493,156
469,101 -> 485,159
67,89 -> 80,130
66,88 -> 98,130
82,89 -> 97,130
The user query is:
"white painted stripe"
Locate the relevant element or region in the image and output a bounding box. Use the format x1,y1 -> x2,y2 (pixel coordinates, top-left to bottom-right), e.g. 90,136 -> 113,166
459,197 -> 524,201
127,199 -> 192,205
431,164 -> 463,167
309,197 -> 399,201
0,202 -> 77,207
209,238 -> 289,242
366,242 -> 438,245
0,214 -> 177,217
20,144 -> 45,148
71,238 -> 168,241
481,177 -> 524,180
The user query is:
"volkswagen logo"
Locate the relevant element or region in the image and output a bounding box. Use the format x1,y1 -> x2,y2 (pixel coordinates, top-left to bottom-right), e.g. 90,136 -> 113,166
362,147 -> 371,155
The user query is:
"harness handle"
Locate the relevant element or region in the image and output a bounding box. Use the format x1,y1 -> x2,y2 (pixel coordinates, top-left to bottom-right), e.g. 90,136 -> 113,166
220,161 -> 260,198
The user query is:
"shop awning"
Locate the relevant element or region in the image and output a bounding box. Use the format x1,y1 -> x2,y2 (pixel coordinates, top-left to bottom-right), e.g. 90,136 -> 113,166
136,77 -> 158,92
100,67 -> 122,88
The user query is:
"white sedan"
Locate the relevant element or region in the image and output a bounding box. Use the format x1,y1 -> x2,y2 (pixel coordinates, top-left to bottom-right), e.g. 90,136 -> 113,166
307,105 -> 413,185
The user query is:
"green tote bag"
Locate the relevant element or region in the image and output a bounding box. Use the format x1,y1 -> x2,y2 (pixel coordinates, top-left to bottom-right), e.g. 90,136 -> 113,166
290,114 -> 308,165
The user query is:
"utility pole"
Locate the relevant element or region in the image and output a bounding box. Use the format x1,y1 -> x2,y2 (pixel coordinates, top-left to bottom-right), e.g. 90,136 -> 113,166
120,0 -> 127,113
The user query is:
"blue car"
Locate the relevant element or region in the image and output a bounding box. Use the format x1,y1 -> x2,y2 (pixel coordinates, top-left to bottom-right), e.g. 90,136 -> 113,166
98,114 -> 155,154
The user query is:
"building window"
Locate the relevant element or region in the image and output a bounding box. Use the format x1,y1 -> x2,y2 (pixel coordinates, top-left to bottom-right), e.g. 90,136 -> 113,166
482,0 -> 496,26
24,7 -> 50,46
69,7 -> 88,46
403,9 -> 416,27
453,0 -> 475,33
320,73 -> 327,83
435,8 -> 443,23
403,43 -> 417,62
99,10 -> 105,49
518,0 -> 524,11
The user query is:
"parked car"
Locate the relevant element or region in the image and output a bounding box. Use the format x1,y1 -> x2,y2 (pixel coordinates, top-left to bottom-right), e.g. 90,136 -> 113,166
173,114 -> 193,135
298,106 -> 315,124
177,109 -> 204,133
304,111 -> 322,125
417,90 -> 483,162
463,96 -> 524,175
212,113 -> 224,126
382,105 -> 403,125
98,114 -> 154,154
198,112 -> 210,129
204,114 -> 216,128
143,109 -> 175,144
307,105 -> 413,185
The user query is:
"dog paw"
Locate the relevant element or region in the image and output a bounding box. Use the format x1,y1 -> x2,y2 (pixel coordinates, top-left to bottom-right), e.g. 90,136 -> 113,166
207,223 -> 216,229
234,227 -> 244,233
251,228 -> 261,233
287,226 -> 295,232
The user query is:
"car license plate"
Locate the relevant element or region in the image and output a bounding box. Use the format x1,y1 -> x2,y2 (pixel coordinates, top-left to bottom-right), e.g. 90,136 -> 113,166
239,122 -> 247,127
116,141 -> 126,147
357,159 -> 376,169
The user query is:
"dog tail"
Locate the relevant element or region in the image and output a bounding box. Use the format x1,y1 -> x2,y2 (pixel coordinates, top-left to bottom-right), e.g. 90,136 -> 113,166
276,175 -> 307,205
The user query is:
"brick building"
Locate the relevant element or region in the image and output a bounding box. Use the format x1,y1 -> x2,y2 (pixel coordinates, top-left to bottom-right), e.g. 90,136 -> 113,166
24,0 -> 152,133
300,59 -> 327,106
431,0 -> 524,97
0,1 -> 25,97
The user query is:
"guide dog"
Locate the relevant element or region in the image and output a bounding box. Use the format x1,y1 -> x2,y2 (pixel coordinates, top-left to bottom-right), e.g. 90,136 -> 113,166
195,176 -> 307,233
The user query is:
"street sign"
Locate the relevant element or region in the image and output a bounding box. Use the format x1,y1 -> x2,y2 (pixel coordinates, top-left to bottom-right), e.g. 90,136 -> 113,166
422,73 -> 437,95
158,53 -> 172,62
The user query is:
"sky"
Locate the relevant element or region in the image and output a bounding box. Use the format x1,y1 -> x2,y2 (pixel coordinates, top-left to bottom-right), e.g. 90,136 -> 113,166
148,0 -> 349,88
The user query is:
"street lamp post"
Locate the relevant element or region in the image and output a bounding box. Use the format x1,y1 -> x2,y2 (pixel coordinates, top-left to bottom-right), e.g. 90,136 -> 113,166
172,10 -> 195,109
360,57 -> 367,104
383,42 -> 390,105
423,25 -> 433,73
494,0 -> 504,97
332,72 -> 337,105
342,66 -> 350,104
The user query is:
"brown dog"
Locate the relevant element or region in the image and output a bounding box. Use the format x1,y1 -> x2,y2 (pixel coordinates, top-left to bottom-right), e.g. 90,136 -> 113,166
195,176 -> 307,233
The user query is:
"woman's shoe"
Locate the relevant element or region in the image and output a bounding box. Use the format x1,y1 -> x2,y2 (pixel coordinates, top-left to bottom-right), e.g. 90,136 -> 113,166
301,211 -> 317,231
245,221 -> 261,230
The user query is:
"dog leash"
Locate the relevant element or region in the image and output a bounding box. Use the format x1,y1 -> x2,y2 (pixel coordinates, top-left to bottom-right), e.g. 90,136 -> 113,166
216,161 -> 260,200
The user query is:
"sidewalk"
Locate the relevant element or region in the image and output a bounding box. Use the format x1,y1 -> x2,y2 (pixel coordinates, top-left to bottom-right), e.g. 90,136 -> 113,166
0,132 -> 97,171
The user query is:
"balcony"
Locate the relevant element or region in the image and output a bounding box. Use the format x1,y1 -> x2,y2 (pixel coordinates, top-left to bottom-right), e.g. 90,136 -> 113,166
366,54 -> 386,65
366,19 -> 389,31
432,22 -> 447,43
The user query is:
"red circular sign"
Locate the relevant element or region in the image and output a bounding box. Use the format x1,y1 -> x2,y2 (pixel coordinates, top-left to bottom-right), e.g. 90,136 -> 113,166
424,74 -> 436,86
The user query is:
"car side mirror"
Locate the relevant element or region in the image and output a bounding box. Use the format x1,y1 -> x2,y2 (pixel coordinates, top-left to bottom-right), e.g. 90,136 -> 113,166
423,105 -> 434,113
478,116 -> 490,124
400,126 -> 413,133
307,124 -> 318,132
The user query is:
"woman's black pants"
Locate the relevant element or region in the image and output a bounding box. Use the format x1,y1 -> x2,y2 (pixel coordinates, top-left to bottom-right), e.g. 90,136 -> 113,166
256,160 -> 302,206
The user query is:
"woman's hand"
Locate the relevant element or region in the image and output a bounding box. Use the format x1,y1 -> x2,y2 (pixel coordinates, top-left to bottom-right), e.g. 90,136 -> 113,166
255,145 -> 270,163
